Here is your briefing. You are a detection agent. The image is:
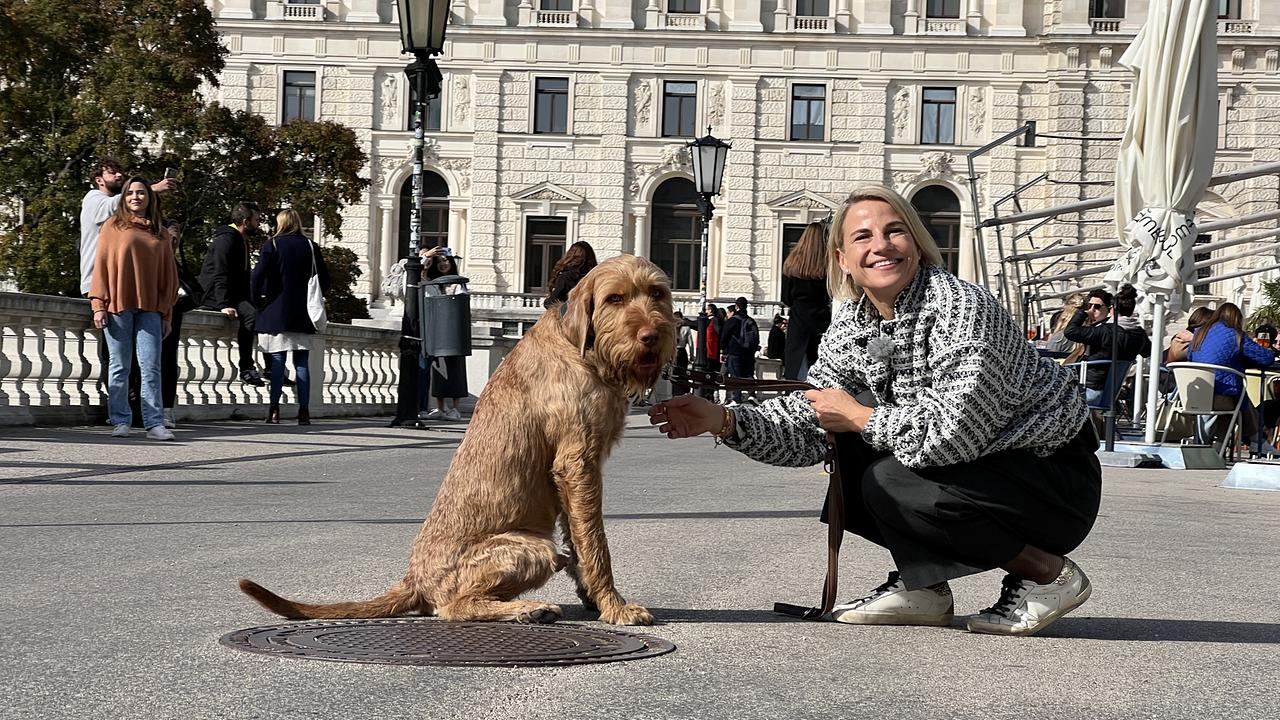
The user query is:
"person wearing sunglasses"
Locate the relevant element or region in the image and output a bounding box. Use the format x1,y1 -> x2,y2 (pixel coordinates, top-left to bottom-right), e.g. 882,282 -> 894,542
1064,285 -> 1151,408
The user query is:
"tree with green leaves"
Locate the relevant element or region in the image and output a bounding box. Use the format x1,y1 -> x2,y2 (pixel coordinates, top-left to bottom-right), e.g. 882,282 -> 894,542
0,0 -> 371,324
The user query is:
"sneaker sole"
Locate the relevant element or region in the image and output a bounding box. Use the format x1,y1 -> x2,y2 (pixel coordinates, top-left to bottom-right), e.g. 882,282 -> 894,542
831,605 -> 955,627
966,580 -> 1092,637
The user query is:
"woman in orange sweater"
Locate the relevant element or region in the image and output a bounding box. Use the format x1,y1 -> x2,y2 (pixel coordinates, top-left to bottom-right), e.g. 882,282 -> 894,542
89,176 -> 178,440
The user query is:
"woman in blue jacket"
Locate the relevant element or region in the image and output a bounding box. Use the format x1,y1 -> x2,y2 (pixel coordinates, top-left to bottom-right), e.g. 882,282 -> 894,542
251,209 -> 331,425
1187,302 -> 1275,448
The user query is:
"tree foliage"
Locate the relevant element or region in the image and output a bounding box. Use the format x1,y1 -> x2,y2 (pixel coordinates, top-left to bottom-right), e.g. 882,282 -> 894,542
0,0 -> 371,316
321,245 -> 370,325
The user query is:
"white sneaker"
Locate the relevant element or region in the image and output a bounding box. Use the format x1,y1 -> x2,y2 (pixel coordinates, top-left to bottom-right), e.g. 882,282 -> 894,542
422,408 -> 445,420
830,571 -> 954,626
111,423 -> 131,438
163,408 -> 177,429
444,407 -> 462,421
966,558 -> 1092,637
146,425 -> 175,441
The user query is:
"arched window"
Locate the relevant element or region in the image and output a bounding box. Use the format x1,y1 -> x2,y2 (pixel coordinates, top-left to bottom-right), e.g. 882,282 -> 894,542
398,172 -> 450,259
911,185 -> 961,274
649,178 -> 702,292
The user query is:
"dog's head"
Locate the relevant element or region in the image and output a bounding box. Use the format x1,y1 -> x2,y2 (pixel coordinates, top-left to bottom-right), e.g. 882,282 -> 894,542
561,255 -> 677,395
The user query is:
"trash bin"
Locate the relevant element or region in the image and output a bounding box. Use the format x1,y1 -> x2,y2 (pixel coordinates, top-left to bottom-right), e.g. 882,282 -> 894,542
421,274 -> 472,357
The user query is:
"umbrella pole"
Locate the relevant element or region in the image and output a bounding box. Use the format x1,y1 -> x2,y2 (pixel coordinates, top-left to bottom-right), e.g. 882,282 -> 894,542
1105,307 -> 1120,451
1144,298 -> 1167,443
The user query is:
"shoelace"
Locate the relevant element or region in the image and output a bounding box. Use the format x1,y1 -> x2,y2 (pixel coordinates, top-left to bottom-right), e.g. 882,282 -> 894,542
980,574 -> 1032,617
839,571 -> 902,607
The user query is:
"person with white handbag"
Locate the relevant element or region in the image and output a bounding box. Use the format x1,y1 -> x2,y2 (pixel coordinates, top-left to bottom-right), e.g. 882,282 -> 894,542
250,208 -> 331,425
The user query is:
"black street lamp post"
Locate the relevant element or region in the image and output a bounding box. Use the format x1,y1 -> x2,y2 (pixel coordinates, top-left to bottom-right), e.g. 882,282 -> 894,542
687,128 -> 730,383
391,0 -> 449,427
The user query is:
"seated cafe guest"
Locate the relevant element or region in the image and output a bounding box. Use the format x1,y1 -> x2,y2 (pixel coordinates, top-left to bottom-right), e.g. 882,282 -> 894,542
1064,284 -> 1150,407
1186,302 -> 1275,451
649,185 -> 1100,637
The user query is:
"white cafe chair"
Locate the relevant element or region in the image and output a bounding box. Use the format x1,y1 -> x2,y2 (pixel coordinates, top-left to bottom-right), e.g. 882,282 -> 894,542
1160,362 -> 1247,459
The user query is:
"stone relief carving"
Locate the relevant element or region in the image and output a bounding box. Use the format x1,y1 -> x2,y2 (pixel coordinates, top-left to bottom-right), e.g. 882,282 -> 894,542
527,189 -> 569,201
627,145 -> 691,198
374,156 -> 403,189
892,87 -> 911,141
453,75 -> 470,124
967,87 -> 985,139
378,74 -> 399,130
780,196 -> 830,209
627,164 -> 655,198
920,151 -> 955,178
659,144 -> 690,169
438,158 -> 472,192
707,82 -> 725,131
634,81 -> 652,128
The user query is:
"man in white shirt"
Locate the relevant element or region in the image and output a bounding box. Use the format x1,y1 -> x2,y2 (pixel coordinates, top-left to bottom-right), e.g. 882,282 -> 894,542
79,158 -> 178,296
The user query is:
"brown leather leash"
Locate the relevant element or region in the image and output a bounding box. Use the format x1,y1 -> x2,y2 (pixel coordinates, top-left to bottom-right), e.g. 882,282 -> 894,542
663,365 -> 844,621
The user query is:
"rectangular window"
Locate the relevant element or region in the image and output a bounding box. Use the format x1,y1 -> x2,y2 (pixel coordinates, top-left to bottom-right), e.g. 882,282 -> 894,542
795,0 -> 828,14
408,83 -> 442,132
1217,0 -> 1240,19
662,81 -> 698,138
780,223 -> 807,300
282,71 -> 316,124
790,84 -> 827,141
925,0 -> 960,18
524,217 -> 568,294
541,0 -> 572,9
668,0 -> 700,12
534,78 -> 569,134
1090,0 -> 1125,18
1194,234 -> 1212,295
920,87 -> 956,145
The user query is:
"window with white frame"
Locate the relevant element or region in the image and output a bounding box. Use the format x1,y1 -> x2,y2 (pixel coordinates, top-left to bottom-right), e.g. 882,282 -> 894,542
790,84 -> 827,141
925,0 -> 960,18
920,87 -> 956,145
795,0 -> 829,15
1217,0 -> 1240,19
283,71 -> 316,123
1090,0 -> 1124,18
668,0 -> 700,12
541,0 -> 572,9
662,81 -> 698,138
534,77 -> 570,134
524,217 -> 568,294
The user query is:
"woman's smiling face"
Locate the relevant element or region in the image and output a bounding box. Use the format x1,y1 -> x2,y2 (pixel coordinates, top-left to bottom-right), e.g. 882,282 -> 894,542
837,199 -> 920,305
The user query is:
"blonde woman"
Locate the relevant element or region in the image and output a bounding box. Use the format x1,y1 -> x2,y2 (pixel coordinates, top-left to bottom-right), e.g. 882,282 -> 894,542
650,185 -> 1100,637
781,221 -> 832,380
250,209 -> 330,425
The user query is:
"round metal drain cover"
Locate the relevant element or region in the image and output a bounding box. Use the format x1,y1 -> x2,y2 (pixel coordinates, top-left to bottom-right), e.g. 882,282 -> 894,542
221,618 -> 675,667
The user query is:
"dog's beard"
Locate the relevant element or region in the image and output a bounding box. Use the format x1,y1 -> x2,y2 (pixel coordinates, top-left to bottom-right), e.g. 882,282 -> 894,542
594,333 -> 676,397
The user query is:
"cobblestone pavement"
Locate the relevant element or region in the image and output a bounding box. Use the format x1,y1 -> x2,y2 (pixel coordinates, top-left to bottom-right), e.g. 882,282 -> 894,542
2,417 -> 1277,720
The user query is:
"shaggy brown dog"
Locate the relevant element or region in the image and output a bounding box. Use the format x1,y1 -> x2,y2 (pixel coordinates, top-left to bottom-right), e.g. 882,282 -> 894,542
239,255 -> 677,625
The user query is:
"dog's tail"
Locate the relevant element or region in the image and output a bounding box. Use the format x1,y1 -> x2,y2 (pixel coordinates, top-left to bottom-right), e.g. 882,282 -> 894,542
237,578 -> 423,620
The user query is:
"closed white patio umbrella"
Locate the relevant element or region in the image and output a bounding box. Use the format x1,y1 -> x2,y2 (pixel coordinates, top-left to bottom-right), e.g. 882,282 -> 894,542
1105,0 -> 1218,443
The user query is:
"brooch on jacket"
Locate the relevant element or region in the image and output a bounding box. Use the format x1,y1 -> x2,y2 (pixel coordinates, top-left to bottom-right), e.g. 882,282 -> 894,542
866,334 -> 895,363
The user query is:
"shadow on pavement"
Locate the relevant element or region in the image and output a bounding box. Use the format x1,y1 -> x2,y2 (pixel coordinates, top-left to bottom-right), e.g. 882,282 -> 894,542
1043,616 -> 1280,643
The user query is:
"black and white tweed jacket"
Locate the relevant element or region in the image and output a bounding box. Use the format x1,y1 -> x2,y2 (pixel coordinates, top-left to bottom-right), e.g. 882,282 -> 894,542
732,265 -> 1088,469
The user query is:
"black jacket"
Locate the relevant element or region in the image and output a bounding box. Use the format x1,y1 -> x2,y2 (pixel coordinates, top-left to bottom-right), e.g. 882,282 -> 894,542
250,233 -> 331,335
198,225 -> 252,309
1064,309 -> 1152,389
781,276 -> 832,380
543,265 -> 590,308
720,312 -> 757,357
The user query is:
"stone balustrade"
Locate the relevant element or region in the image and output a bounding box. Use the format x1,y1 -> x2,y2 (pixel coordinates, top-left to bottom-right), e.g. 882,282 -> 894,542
1090,18 -> 1122,33
536,10 -> 577,26
0,292 -> 401,426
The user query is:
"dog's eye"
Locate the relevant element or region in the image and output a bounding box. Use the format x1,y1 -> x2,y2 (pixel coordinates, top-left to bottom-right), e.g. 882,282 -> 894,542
649,287 -> 666,300
605,293 -> 624,304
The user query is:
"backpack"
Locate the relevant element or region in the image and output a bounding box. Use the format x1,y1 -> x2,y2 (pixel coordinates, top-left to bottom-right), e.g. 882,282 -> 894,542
739,315 -> 761,353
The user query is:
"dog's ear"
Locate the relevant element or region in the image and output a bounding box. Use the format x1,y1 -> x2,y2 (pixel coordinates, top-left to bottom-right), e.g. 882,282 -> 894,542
562,275 -> 595,356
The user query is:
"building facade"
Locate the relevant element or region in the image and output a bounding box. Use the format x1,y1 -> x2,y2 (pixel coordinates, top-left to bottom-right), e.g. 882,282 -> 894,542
207,0 -> 1280,319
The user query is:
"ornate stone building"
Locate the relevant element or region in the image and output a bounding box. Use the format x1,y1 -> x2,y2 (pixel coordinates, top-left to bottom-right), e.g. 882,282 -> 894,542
206,0 -> 1280,315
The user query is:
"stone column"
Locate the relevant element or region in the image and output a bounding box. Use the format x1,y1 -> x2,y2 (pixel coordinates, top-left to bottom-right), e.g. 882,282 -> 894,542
850,0 -> 889,34
598,0 -> 635,29
632,207 -> 649,256
728,0 -> 764,32
468,70 -> 503,289
772,0 -> 790,33
346,0 -> 380,22
378,204 -> 396,299
903,0 -> 920,34
218,0 -> 254,19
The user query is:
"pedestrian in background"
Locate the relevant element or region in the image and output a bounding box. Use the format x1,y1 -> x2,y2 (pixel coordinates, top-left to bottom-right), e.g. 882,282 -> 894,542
89,176 -> 177,441
543,240 -> 597,308
251,209 -> 330,425
423,248 -> 469,421
199,202 -> 275,388
766,314 -> 787,361
781,221 -> 832,380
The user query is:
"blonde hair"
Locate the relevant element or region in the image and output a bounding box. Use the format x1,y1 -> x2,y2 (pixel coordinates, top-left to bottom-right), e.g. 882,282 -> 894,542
782,221 -> 829,280
274,208 -> 303,237
826,185 -> 945,301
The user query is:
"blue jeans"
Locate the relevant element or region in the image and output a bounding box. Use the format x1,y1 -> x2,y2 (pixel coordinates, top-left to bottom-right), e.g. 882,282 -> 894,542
105,309 -> 163,428
270,351 -> 311,407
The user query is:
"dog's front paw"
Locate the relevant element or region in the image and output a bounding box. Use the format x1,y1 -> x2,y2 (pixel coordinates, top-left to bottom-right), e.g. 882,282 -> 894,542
517,603 -> 563,624
600,602 -> 653,626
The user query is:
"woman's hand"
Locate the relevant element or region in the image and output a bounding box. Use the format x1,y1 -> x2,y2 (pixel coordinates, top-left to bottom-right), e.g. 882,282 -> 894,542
162,320 -> 171,339
648,395 -> 725,439
93,310 -> 107,330
803,388 -> 873,434
420,246 -> 443,260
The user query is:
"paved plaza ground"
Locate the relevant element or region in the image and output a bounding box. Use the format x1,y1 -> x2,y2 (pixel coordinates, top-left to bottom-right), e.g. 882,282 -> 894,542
2,414 -> 1278,719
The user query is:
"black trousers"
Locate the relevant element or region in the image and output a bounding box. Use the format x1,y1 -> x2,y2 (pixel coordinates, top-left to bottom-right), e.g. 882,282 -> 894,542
235,300 -> 258,373
824,420 -> 1102,590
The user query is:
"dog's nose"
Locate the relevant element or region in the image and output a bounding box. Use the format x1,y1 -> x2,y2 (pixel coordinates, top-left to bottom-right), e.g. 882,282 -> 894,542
638,327 -> 658,347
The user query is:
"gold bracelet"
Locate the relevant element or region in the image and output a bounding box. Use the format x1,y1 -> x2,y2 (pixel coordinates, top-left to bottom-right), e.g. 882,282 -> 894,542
714,406 -> 734,446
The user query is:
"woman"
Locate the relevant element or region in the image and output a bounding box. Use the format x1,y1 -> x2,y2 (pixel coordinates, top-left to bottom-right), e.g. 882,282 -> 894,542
543,240 -> 597,308
782,221 -> 832,380
1166,306 -> 1212,363
423,248 -> 469,421
89,177 -> 178,441
766,314 -> 787,361
650,185 -> 1100,637
1186,302 -> 1275,449
1043,292 -> 1086,359
251,209 -> 330,425
1064,284 -> 1151,407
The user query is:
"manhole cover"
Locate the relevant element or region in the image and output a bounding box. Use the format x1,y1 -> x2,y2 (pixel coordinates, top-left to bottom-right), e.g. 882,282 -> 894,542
220,618 -> 676,667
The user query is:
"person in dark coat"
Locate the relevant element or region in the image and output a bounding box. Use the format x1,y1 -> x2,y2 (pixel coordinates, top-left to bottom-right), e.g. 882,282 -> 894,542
199,201 -> 271,387
1064,284 -> 1151,407
766,314 -> 787,360
250,209 -> 330,425
781,221 -> 832,380
423,249 -> 470,421
543,240 -> 597,308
